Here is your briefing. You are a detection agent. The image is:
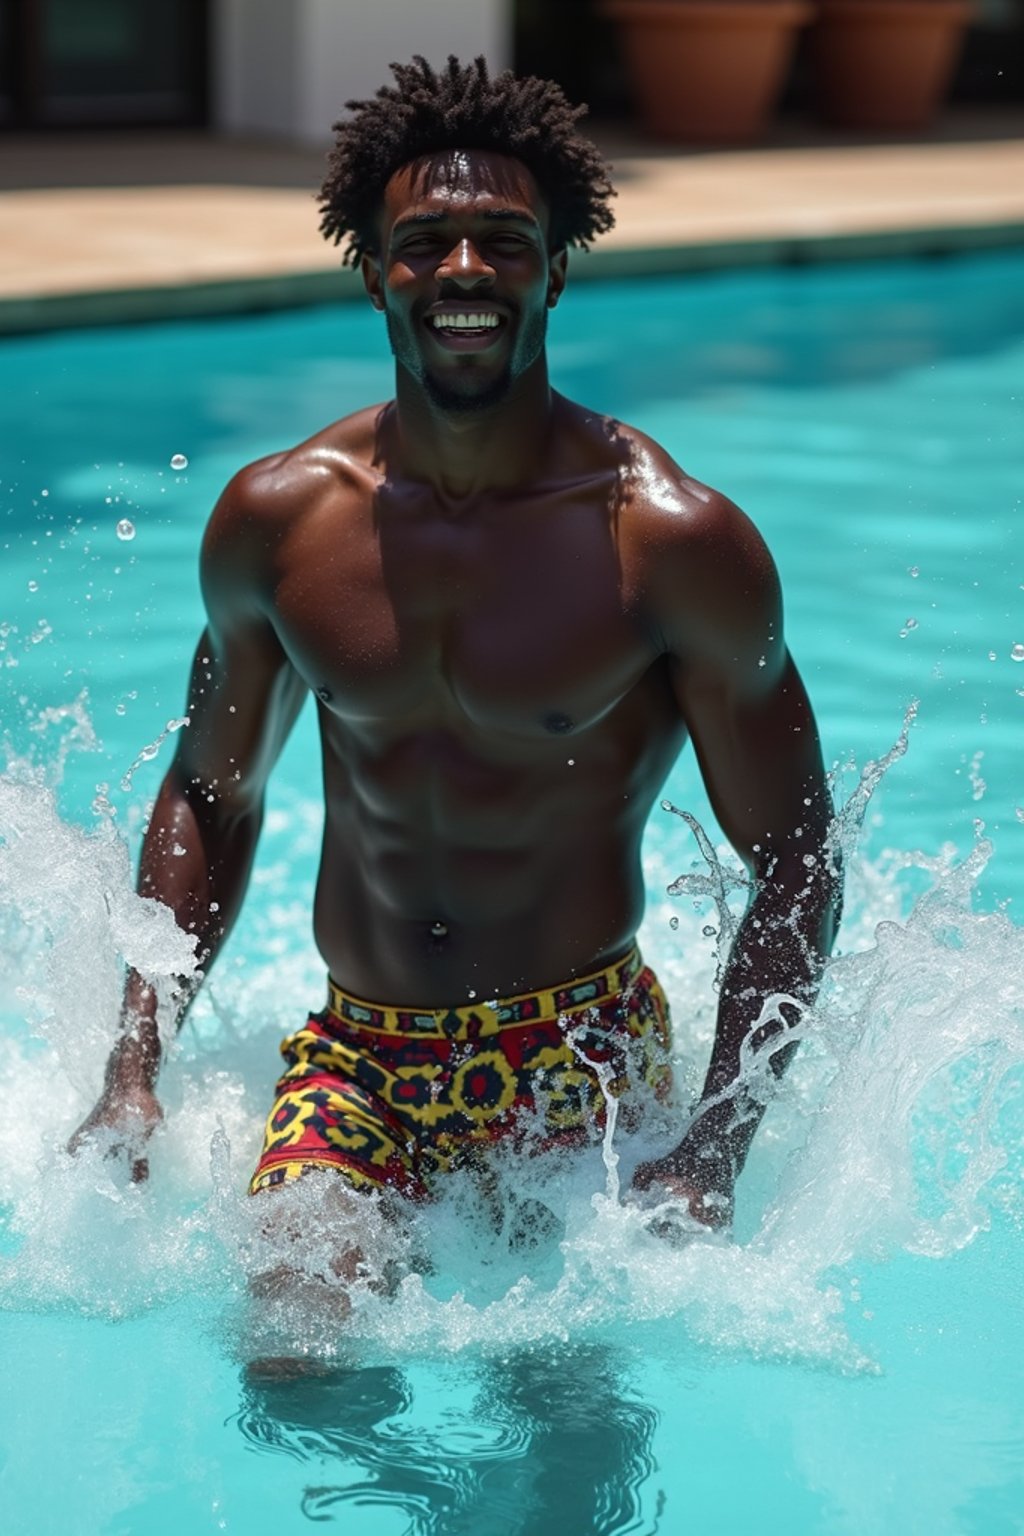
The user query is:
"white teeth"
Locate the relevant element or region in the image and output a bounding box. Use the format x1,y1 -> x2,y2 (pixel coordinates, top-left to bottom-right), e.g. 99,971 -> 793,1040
430,312 -> 501,330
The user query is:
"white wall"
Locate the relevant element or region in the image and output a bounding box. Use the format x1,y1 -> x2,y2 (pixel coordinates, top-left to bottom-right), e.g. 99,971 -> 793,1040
214,0 -> 512,145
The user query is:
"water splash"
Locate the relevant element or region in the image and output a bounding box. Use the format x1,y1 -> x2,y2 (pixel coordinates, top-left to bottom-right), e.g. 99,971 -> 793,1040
661,802 -> 750,962
119,714 -> 190,793
563,1021 -> 623,1204
0,699 -> 1021,1375
828,698 -> 919,870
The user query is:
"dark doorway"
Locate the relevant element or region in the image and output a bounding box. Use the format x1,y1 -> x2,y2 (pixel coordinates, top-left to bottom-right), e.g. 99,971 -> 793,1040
513,0 -> 630,118
0,0 -> 208,129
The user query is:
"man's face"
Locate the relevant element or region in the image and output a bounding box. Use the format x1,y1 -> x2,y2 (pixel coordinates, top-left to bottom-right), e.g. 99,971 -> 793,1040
363,149 -> 566,414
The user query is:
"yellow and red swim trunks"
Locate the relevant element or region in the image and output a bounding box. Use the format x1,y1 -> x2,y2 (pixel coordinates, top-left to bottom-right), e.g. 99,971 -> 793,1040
250,947 -> 672,1200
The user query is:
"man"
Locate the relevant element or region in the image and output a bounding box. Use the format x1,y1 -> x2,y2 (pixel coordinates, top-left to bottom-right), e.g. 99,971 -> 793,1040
71,57 -> 840,1246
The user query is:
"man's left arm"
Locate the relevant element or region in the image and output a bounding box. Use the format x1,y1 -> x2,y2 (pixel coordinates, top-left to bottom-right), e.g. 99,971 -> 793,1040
634,489 -> 843,1228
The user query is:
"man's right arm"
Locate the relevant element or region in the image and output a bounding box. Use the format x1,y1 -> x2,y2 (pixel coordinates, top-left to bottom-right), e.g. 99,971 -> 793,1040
69,463 -> 308,1171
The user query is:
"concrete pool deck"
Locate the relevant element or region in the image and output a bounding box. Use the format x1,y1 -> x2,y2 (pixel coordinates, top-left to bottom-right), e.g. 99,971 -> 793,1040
1,114 -> 1024,333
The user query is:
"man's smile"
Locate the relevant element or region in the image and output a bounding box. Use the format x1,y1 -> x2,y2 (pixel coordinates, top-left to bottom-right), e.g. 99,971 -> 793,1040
423,304 -> 509,351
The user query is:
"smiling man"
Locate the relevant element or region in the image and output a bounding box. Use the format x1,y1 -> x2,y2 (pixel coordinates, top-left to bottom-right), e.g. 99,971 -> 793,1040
72,57 -> 841,1246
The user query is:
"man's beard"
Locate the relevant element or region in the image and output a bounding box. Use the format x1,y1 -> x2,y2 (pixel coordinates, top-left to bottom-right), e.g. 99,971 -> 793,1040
422,366 -> 514,415
386,303 -> 547,416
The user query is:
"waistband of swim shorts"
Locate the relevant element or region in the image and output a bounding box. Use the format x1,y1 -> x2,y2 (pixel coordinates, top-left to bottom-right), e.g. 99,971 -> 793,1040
325,946 -> 645,1040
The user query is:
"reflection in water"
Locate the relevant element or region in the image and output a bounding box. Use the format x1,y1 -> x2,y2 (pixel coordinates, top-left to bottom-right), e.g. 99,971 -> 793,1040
473,1345 -> 660,1536
234,1343 -> 659,1534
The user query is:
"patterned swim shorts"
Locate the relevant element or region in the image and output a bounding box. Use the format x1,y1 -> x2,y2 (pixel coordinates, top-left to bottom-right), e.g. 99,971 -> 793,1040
249,946 -> 672,1200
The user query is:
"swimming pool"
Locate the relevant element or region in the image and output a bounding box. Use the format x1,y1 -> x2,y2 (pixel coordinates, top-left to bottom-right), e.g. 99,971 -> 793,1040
1,249 -> 1023,1533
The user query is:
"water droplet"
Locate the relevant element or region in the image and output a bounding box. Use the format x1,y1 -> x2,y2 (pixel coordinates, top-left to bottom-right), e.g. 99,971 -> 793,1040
115,702 -> 126,716
904,617 -> 918,631
988,651 -> 997,662
1015,807 -> 1024,823
27,579 -> 38,592
908,565 -> 919,577
116,518 -> 135,541
702,925 -> 716,938
757,655 -> 766,668
669,916 -> 679,930
209,901 -> 220,913
467,989 -> 476,999
172,842 -> 187,856
1011,643 -> 1024,662
170,453 -> 189,471
567,758 -> 575,766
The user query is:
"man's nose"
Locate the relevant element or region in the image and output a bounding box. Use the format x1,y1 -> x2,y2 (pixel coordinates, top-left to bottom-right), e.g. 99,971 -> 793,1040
437,237 -> 494,288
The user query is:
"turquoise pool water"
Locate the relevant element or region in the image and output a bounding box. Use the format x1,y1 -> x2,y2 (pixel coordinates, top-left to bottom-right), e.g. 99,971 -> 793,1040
1,250 -> 1023,1533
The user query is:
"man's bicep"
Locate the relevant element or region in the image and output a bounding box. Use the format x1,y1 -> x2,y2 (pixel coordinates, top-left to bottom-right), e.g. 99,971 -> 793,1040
172,613 -> 306,812
168,467 -> 309,807
676,652 -> 830,870
653,488 -> 827,864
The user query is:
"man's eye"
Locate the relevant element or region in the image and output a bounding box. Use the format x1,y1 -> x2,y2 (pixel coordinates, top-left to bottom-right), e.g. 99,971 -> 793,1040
398,232 -> 445,252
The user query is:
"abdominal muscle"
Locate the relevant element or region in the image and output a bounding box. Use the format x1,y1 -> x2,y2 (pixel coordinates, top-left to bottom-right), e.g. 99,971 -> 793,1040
310,730 -> 660,1007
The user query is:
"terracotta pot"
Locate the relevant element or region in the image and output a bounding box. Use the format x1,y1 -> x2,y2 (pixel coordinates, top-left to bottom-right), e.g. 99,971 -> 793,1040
603,1 -> 813,144
812,0 -> 975,131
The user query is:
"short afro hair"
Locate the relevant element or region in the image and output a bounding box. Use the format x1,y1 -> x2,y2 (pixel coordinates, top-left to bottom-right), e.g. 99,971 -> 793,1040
319,55 -> 616,267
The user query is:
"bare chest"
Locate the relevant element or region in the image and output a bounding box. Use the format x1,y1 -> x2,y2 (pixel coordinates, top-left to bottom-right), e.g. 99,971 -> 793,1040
272,501 -> 656,738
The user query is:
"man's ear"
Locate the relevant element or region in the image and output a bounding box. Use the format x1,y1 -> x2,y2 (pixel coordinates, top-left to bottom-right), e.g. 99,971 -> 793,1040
547,247 -> 568,309
361,251 -> 385,312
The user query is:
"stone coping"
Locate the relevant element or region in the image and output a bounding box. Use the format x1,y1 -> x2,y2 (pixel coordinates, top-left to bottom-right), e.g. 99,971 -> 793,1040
1,135 -> 1023,333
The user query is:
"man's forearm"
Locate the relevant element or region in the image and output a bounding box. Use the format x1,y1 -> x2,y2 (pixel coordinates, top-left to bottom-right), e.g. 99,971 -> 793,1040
106,762 -> 264,1093
689,852 -> 842,1180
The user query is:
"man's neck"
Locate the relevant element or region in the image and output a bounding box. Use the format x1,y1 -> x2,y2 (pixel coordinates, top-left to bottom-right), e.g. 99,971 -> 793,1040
390,356 -> 555,504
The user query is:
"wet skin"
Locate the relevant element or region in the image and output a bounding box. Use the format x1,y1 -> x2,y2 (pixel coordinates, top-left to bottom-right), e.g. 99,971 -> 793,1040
72,150 -> 840,1222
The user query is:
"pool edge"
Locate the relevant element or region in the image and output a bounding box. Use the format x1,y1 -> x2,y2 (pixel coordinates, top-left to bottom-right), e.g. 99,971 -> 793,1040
3,218 -> 1024,336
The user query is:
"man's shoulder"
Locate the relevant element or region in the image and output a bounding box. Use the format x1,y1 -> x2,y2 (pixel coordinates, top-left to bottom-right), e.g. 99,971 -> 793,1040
597,416 -> 781,654
199,405 -> 390,613
208,404 -> 388,541
582,414 -> 761,565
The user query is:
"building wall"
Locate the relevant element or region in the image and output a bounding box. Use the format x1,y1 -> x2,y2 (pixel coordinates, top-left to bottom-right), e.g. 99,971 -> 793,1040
214,0 -> 512,143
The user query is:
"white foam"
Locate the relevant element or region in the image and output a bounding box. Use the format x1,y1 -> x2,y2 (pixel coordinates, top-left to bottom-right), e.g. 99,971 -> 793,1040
1,703 -> 1021,1374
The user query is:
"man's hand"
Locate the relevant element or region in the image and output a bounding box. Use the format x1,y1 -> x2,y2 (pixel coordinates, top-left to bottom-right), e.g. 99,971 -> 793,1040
632,1143 -> 735,1233
67,1083 -> 164,1183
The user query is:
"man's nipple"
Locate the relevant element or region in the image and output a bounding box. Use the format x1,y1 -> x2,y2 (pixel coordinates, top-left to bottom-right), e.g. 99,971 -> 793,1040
543,712 -> 574,735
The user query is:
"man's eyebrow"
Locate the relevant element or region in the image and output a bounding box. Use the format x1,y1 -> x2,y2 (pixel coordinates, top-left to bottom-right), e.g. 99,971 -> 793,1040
391,212 -> 447,233
391,208 -> 541,235
480,208 -> 541,228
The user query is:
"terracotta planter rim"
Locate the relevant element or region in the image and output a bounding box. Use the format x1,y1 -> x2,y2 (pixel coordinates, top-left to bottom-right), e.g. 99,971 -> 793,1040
604,0 -> 813,21
815,0 -> 974,16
